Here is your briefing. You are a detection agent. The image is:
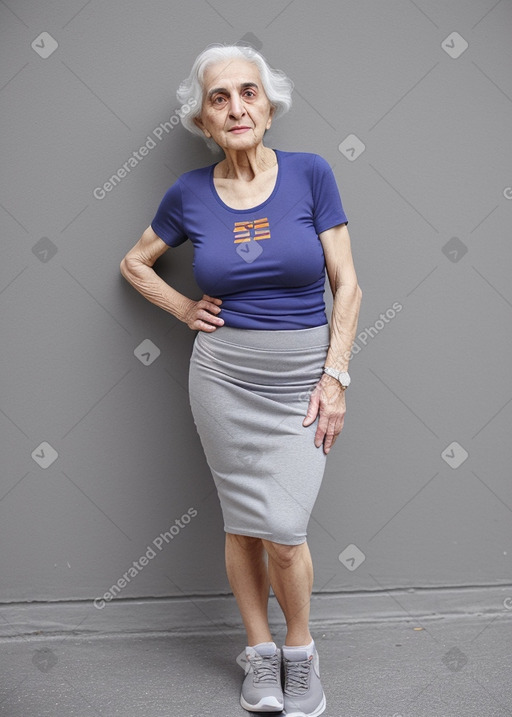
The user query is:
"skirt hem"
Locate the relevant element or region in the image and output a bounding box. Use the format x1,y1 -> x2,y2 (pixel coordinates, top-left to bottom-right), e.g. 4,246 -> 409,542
224,526 -> 308,546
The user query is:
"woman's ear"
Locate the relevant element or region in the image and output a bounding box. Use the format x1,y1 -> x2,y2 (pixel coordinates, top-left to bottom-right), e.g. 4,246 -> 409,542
266,105 -> 275,130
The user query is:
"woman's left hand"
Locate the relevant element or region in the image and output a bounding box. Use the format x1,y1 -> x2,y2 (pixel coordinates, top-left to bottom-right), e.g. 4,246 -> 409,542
302,374 -> 346,454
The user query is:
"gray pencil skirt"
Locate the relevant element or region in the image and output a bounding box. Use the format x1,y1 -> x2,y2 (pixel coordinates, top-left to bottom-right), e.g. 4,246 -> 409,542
188,323 -> 330,545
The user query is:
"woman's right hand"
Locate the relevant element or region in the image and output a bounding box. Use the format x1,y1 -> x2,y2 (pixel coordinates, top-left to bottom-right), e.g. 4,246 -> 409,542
120,227 -> 225,332
183,294 -> 224,332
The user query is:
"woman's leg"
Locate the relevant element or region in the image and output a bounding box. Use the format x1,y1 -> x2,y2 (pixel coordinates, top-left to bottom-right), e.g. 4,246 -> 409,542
225,534 -> 314,646
225,533 -> 273,646
262,539 -> 313,646
263,541 -> 327,715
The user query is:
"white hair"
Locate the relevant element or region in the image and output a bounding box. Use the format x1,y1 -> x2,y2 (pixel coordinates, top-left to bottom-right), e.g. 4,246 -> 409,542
176,43 -> 294,152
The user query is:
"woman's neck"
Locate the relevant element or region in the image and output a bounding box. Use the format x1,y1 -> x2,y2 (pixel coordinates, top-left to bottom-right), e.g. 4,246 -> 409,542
216,145 -> 276,181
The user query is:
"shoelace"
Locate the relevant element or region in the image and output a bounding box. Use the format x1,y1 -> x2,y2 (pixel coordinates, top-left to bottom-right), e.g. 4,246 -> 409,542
248,653 -> 280,684
284,656 -> 312,695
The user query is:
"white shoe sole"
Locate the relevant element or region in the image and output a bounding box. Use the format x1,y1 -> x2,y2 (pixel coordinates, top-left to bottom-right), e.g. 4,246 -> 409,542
284,691 -> 326,716
240,694 -> 284,712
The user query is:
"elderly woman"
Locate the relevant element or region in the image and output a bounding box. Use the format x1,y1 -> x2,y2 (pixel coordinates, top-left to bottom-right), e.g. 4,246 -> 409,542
120,44 -> 361,717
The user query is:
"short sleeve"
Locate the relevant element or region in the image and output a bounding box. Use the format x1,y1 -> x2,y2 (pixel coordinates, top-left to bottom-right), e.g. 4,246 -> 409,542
150,180 -> 188,247
312,155 -> 348,235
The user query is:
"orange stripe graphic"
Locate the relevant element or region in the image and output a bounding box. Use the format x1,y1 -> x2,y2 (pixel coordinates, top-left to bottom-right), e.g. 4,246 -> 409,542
233,218 -> 271,242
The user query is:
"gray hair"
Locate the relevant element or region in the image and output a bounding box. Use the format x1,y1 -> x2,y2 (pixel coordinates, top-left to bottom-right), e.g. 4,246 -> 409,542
176,44 -> 294,152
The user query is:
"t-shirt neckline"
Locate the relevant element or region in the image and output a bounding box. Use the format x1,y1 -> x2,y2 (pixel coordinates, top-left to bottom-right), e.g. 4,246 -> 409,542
209,149 -> 282,213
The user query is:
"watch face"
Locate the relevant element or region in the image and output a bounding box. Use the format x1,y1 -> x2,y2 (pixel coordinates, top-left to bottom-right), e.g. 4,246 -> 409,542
324,367 -> 350,386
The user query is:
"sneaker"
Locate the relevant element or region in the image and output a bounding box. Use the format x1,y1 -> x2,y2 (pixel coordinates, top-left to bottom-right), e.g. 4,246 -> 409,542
283,647 -> 326,717
240,642 -> 284,713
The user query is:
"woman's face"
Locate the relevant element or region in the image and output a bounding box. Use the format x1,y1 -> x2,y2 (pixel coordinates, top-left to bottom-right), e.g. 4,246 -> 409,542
194,58 -> 274,152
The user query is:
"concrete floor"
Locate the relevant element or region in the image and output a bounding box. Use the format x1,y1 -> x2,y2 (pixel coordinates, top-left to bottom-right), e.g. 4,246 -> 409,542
1,614 -> 511,716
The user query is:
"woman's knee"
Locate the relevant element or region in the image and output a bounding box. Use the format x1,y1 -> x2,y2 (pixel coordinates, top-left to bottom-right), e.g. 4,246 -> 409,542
263,540 -> 305,569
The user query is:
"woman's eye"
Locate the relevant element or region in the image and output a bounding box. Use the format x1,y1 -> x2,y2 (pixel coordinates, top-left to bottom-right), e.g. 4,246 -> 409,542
213,96 -> 227,105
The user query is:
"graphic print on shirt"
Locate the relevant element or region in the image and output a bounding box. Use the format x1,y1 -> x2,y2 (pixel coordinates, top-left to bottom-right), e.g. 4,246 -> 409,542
233,218 -> 271,243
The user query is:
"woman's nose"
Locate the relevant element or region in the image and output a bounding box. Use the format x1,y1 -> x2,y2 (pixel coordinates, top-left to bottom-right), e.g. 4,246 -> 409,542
229,96 -> 246,118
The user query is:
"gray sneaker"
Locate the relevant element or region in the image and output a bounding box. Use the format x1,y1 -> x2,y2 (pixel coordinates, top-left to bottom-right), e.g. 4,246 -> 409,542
240,643 -> 284,713
283,648 -> 326,717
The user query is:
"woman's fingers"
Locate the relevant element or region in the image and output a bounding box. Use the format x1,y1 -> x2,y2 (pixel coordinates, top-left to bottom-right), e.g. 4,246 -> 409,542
305,376 -> 346,454
303,386 -> 321,427
202,294 -> 223,306
186,295 -> 224,330
316,412 -> 345,453
196,319 -> 219,332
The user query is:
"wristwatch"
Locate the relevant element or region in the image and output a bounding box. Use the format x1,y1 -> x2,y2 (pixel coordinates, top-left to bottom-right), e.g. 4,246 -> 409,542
323,366 -> 351,389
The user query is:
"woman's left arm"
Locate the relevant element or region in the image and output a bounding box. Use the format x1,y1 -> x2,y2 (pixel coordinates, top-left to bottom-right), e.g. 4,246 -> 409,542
303,223 -> 362,454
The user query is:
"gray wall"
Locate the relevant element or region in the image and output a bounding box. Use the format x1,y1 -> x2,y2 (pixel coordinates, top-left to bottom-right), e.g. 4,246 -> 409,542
1,0 -> 511,621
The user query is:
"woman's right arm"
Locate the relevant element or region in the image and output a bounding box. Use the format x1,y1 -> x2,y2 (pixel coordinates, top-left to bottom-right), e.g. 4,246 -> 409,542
120,226 -> 224,332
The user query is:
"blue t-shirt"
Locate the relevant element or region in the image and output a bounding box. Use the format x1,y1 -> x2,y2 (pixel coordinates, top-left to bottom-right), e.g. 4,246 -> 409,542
151,150 -> 348,329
